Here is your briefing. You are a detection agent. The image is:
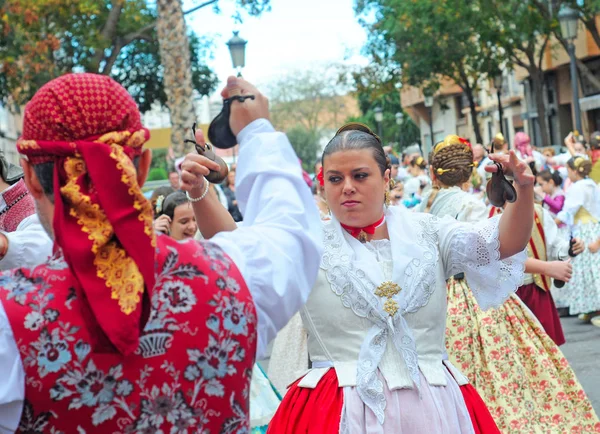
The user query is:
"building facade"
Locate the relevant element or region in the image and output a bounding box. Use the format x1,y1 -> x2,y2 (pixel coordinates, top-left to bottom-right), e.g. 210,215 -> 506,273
401,19 -> 600,153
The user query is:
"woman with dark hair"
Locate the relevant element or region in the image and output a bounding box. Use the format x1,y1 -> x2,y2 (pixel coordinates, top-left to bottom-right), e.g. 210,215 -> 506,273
556,157 -> 600,324
188,122 -> 535,432
535,170 -> 565,217
262,123 -> 537,433
153,190 -> 197,240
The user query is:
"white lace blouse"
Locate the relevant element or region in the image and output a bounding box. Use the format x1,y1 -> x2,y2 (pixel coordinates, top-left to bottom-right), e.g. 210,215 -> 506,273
296,205 -> 526,423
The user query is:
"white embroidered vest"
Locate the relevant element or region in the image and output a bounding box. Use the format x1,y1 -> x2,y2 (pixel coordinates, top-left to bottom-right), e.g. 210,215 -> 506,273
294,207 -> 471,422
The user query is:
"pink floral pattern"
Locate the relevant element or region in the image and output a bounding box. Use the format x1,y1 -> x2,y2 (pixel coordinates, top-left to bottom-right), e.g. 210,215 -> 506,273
446,278 -> 600,433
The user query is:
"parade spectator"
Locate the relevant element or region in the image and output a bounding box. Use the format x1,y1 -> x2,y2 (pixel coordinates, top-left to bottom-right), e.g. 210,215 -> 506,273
514,131 -> 545,175
0,151 -> 52,269
223,168 -> 243,222
153,190 -> 197,240
404,155 -> 430,199
168,170 -> 180,190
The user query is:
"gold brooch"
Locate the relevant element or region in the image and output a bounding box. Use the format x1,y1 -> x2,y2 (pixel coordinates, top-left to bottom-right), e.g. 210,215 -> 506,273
376,281 -> 402,316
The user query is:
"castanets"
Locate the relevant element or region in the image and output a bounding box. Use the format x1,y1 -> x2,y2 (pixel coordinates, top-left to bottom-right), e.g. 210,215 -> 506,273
207,95 -> 256,149
485,140 -> 517,208
184,123 -> 229,184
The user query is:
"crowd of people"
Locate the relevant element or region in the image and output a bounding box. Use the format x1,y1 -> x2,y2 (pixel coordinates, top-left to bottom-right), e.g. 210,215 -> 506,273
0,71 -> 598,434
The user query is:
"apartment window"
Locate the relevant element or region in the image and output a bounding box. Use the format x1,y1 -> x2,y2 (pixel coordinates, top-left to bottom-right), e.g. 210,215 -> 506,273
456,95 -> 466,119
580,58 -> 600,97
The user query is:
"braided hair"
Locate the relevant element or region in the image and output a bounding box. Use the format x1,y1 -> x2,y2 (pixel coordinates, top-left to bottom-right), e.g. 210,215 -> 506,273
425,135 -> 473,212
430,135 -> 474,187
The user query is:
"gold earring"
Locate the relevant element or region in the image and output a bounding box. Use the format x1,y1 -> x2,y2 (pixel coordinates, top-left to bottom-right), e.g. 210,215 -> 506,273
385,191 -> 391,207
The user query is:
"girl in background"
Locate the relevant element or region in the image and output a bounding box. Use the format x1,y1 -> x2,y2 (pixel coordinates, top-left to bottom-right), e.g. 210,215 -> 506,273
556,157 -> 600,323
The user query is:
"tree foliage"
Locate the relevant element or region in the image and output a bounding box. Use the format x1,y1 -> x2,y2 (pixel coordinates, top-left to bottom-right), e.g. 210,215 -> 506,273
111,32 -> 217,113
286,126 -> 320,172
357,0 -> 503,144
267,66 -> 351,135
479,0 -> 556,145
0,0 -> 266,110
344,64 -> 420,151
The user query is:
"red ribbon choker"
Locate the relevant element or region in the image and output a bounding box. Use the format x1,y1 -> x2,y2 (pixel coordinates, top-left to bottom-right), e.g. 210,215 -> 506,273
341,215 -> 385,241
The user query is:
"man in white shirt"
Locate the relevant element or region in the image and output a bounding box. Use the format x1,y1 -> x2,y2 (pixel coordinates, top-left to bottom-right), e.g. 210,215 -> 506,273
0,73 -> 322,432
0,151 -> 52,270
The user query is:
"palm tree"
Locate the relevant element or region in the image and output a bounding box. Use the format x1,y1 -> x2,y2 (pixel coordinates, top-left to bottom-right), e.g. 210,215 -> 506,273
156,0 -> 196,157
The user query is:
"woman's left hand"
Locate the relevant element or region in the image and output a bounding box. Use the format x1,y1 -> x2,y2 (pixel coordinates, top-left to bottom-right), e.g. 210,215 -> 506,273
486,150 -> 535,187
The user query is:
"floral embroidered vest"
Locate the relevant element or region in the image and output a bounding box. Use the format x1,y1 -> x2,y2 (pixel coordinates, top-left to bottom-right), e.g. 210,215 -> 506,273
0,234 -> 257,433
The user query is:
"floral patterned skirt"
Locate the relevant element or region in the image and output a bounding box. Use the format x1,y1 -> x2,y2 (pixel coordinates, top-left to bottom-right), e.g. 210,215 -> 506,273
446,277 -> 600,434
563,221 -> 600,315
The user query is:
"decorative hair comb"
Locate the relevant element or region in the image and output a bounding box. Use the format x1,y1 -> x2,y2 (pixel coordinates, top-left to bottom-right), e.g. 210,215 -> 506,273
184,123 -> 229,184
207,95 -> 255,149
485,138 -> 517,208
433,135 -> 471,155
335,122 -> 382,144
155,195 -> 165,215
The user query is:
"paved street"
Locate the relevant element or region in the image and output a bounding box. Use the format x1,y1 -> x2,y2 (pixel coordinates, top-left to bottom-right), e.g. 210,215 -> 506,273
561,316 -> 600,414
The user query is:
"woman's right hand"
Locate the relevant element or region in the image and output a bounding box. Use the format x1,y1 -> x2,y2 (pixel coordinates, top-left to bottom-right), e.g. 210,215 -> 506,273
546,260 -> 572,282
180,129 -> 222,197
154,214 -> 171,235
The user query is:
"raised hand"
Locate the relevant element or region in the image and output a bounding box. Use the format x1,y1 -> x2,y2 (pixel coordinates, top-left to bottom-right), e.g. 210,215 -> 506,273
220,76 -> 269,137
179,129 -> 222,196
486,150 -> 535,187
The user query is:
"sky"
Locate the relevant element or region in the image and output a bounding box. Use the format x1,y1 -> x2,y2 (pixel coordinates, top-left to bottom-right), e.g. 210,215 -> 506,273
183,0 -> 370,97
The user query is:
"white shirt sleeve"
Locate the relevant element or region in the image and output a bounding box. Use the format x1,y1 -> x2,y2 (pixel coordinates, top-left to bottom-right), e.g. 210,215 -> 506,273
0,214 -> 53,271
557,182 -> 584,227
438,215 -> 527,310
210,119 -> 323,359
541,208 -> 569,261
554,152 -> 572,167
0,300 -> 24,433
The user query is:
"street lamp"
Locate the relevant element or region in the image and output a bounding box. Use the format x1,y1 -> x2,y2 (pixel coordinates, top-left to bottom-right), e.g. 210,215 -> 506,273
493,73 -> 505,137
226,31 -> 247,163
374,106 -> 384,139
395,112 -> 404,150
227,31 -> 247,77
424,94 -> 434,151
558,5 -> 582,133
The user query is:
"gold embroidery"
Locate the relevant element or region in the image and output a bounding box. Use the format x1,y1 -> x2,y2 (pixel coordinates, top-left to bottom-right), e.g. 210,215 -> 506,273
61,158 -> 113,252
109,144 -> 156,246
16,140 -> 41,150
375,281 -> 402,298
376,281 -> 402,316
95,240 -> 144,314
59,142 -> 154,315
383,299 -> 399,317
